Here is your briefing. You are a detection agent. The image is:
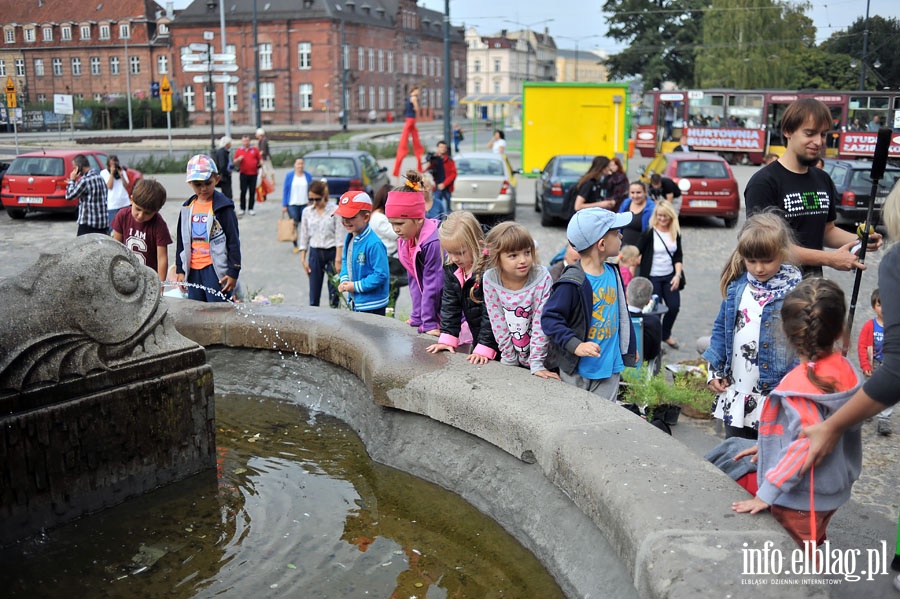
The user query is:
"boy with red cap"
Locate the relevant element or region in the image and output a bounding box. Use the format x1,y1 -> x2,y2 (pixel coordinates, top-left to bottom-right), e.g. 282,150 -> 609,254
335,190 -> 390,315
385,175 -> 444,334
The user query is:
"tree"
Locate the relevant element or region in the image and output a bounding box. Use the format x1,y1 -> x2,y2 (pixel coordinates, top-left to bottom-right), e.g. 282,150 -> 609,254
602,0 -> 707,88
821,16 -> 900,90
694,0 -> 815,89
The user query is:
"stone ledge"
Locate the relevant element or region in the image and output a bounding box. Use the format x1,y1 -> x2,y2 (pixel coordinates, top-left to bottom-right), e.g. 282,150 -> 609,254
168,300 -> 827,599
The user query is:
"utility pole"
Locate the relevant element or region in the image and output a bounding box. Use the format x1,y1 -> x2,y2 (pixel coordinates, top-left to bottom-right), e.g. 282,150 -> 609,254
443,0 -> 451,144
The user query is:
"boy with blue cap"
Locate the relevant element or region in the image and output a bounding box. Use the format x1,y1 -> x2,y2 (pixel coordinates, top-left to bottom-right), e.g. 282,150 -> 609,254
174,154 -> 242,302
542,208 -> 637,401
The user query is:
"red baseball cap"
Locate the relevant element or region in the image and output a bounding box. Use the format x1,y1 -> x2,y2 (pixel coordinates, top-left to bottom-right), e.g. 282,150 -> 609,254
334,190 -> 373,217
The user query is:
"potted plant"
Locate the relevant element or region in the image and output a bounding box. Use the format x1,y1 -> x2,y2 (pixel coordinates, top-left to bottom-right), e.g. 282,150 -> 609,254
619,369 -> 713,430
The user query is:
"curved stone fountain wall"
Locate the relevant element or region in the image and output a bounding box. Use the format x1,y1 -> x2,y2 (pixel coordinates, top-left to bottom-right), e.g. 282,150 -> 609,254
168,302 -> 825,599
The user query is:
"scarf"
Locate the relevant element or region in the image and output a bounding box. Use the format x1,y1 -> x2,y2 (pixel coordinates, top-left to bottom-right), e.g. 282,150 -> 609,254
747,264 -> 801,306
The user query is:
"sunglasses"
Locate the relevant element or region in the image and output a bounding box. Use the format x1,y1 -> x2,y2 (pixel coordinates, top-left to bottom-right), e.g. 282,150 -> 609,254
309,195 -> 324,201
190,179 -> 216,187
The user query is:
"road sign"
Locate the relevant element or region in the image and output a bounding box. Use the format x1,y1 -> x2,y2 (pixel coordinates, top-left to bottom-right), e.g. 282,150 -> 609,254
181,54 -> 208,63
203,31 -> 215,41
211,63 -> 239,72
54,93 -> 73,115
211,53 -> 236,62
160,75 -> 173,113
183,63 -> 213,72
189,43 -> 209,52
5,76 -> 16,109
193,74 -> 240,84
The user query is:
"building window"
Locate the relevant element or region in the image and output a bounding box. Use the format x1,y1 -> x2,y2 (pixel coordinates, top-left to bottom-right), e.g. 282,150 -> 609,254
369,86 -> 375,111
402,53 -> 408,73
422,56 -> 427,75
52,58 -> 63,76
43,26 -> 53,41
15,59 -> 24,77
493,80 -> 501,93
0,61 -> 5,76
110,56 -> 120,75
4,28 -> 14,43
358,86 -> 365,110
454,59 -> 459,79
90,57 -> 101,75
494,59 -> 501,72
388,87 -> 394,110
378,85 -> 385,109
297,42 -> 311,69
157,55 -> 168,75
61,26 -> 71,41
299,83 -> 312,110
227,83 -> 238,111
358,47 -> 364,70
342,44 -> 349,69
183,85 -> 195,112
387,50 -> 393,73
119,23 -> 130,39
411,54 -> 416,75
204,85 -> 216,110
75,93 -> 83,101
158,24 -> 168,36
474,59 -> 480,73
368,48 -> 374,71
25,28 -> 35,43
259,43 -> 272,70
130,56 -> 140,74
72,57 -> 82,76
99,25 -> 110,40
94,93 -> 103,102
37,93 -> 46,103
34,58 -> 44,77
80,25 -> 91,40
226,43 -> 236,56
474,80 -> 481,93
377,49 -> 384,72
260,81 -> 275,111
437,88 -> 442,109
436,58 -> 441,76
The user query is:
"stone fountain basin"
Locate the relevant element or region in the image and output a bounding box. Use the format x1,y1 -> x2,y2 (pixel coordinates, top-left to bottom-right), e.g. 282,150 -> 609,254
167,300 -> 821,599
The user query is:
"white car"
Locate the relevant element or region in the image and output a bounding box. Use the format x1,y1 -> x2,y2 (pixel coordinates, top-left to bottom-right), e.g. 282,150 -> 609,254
450,152 -> 519,220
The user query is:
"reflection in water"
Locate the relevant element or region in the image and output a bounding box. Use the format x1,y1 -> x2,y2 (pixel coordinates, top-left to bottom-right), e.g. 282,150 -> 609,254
0,392 -> 563,598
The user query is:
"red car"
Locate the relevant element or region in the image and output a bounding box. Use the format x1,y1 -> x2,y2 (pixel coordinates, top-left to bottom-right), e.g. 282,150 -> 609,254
641,152 -> 741,228
1,150 -> 141,219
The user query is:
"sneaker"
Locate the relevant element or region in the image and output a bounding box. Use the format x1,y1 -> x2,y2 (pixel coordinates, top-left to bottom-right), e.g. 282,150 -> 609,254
248,209 -> 256,216
876,419 -> 892,436
292,247 -> 300,254
893,574 -> 900,592
239,210 -> 246,216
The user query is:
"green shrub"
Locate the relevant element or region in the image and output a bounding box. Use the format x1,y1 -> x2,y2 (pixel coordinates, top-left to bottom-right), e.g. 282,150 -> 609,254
131,153 -> 195,175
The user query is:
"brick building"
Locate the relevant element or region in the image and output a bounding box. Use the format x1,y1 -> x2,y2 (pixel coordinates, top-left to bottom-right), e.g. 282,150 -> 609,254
1,0 -> 170,115
172,0 -> 467,128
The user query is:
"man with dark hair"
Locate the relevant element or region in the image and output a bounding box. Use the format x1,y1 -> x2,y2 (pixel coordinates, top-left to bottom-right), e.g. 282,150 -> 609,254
66,154 -> 109,236
426,140 -> 456,218
744,98 -> 880,276
648,173 -> 682,214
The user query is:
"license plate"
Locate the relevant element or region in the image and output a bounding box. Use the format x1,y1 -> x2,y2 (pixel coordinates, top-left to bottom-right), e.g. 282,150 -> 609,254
459,203 -> 483,211
689,200 -> 717,208
18,196 -> 43,204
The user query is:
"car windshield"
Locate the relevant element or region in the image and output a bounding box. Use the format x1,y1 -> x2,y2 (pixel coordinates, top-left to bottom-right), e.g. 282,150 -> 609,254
849,168 -> 900,195
8,156 -> 65,177
676,161 -> 728,179
557,160 -> 592,177
304,157 -> 356,178
457,158 -> 505,177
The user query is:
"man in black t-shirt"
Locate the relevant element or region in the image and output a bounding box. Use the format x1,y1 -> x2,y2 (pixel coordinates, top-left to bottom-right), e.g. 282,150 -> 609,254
648,173 -> 682,214
744,99 -> 881,276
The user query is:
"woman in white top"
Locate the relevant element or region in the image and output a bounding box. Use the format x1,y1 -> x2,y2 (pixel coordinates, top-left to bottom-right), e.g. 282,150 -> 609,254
635,201 -> 684,349
103,155 -> 130,228
488,130 -> 506,154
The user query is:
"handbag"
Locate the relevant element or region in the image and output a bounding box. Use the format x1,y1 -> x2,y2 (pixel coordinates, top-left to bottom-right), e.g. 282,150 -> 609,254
256,177 -> 275,203
277,214 -> 297,242
654,230 -> 685,290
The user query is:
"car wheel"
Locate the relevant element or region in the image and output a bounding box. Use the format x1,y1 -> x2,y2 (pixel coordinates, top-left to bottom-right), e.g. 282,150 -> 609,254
6,208 -> 25,219
534,191 -> 541,212
540,205 -> 555,227
723,217 -> 737,229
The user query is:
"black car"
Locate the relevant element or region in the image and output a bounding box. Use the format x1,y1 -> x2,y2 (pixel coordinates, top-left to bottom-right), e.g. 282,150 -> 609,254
533,154 -> 594,226
821,159 -> 900,227
303,149 -> 390,198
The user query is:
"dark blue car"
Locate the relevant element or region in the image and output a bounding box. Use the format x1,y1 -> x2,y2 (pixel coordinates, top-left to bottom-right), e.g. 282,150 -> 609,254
533,155 -> 594,226
303,149 -> 390,198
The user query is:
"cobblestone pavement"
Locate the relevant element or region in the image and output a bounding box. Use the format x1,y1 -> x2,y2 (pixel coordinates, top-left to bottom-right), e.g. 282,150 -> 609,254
1,134 -> 895,596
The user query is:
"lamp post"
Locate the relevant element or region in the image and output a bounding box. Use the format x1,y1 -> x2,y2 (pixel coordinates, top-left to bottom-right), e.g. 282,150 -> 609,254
858,0 -> 871,90
252,0 -> 261,128
503,18 -> 553,82
206,0 -> 231,137
557,35 -> 600,82
337,5 -> 347,130
442,0 -> 451,145
124,24 -> 133,131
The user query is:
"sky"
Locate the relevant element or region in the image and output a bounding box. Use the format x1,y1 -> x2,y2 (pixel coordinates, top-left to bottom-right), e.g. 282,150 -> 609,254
420,0 -> 900,53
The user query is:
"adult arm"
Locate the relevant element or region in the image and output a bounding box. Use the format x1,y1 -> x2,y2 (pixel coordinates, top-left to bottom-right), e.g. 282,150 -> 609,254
574,180 -> 614,211
282,171 -> 293,208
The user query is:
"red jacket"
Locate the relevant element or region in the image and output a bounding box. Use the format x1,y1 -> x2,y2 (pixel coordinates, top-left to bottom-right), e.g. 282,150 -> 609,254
439,155 -> 456,193
857,318 -> 879,372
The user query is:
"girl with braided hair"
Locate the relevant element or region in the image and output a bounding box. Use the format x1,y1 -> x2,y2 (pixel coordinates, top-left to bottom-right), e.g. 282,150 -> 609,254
732,278 -> 863,552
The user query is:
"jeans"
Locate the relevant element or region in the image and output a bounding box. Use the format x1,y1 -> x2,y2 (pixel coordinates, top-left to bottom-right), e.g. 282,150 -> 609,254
186,265 -> 232,302
287,204 -> 304,247
308,246 -> 339,307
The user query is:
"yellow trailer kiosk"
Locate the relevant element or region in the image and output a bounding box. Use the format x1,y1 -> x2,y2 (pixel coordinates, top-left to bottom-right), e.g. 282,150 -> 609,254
522,82 -> 631,175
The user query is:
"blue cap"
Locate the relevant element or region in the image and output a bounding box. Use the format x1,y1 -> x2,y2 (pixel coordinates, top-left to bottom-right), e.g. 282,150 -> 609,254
567,208 -> 633,252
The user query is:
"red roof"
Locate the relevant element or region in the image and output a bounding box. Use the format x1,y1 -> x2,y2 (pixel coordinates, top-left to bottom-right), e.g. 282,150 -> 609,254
2,0 -> 152,25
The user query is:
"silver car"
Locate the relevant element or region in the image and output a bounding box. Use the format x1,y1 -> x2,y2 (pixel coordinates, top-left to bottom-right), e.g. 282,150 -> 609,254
450,152 -> 519,220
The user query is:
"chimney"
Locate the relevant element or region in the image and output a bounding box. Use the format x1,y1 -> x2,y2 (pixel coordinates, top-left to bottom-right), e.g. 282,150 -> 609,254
166,2 -> 174,18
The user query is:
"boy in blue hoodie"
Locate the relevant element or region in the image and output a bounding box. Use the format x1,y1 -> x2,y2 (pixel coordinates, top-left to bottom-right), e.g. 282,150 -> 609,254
335,191 -> 390,315
175,154 -> 242,302
542,208 -> 637,402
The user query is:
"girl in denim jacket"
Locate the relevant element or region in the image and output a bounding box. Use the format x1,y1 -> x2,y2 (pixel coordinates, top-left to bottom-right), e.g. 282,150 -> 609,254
702,213 -> 802,439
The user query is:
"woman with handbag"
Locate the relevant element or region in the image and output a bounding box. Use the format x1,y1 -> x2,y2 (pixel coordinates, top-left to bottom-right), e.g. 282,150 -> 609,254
636,201 -> 684,349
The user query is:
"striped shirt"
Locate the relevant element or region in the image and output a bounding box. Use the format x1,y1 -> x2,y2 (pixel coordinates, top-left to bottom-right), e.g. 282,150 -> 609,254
298,202 -> 343,250
67,168 -> 109,229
